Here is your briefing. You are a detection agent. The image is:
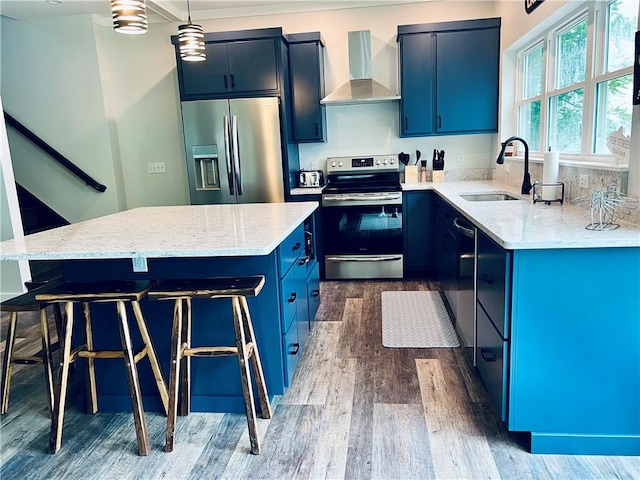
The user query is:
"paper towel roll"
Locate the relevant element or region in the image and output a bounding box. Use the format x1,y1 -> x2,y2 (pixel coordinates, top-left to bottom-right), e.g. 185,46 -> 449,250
541,150 -> 560,200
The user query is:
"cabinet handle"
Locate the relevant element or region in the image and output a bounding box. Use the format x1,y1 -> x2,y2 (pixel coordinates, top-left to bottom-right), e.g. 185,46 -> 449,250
438,115 -> 442,129
299,256 -> 309,266
480,349 -> 496,362
224,75 -> 228,89
404,117 -> 408,131
481,273 -> 495,284
288,292 -> 297,303
292,242 -> 301,251
230,74 -> 235,88
312,290 -> 320,297
289,343 -> 300,355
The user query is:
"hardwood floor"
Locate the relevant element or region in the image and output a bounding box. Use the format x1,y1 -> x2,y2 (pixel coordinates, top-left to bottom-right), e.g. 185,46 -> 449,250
1,280 -> 638,479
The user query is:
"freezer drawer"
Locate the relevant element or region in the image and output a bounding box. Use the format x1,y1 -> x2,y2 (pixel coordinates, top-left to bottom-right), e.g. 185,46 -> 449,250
477,302 -> 508,422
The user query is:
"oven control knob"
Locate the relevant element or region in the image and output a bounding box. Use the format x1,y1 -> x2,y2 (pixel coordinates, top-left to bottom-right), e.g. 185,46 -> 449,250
383,159 -> 387,164
377,160 -> 381,165
390,159 -> 395,164
332,161 -> 336,167
339,161 -> 343,167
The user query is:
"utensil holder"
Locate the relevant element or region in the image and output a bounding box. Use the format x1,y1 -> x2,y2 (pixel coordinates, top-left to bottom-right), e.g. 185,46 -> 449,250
404,165 -> 419,183
432,170 -> 445,182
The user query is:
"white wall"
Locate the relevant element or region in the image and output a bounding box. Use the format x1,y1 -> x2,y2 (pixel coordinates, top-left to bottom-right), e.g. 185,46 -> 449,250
1,15 -> 123,222
0,96 -> 31,301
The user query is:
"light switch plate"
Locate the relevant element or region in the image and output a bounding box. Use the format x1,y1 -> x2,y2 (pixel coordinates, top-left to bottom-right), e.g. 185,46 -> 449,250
147,162 -> 166,174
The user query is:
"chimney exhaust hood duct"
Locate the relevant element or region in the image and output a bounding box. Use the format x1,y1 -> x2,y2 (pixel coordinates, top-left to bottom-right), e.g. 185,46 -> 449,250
320,30 -> 400,105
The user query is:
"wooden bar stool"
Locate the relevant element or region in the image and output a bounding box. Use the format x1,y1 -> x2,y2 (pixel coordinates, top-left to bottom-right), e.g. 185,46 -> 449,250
35,280 -> 169,456
1,282 -> 62,417
148,275 -> 272,454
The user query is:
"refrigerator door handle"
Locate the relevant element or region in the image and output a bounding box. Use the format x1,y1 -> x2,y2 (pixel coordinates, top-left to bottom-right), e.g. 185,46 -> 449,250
231,115 -> 242,195
223,115 -> 234,195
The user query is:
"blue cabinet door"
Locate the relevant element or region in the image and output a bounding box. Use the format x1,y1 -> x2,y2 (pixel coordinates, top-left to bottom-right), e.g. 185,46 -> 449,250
399,33 -> 435,136
403,191 -> 434,275
289,40 -> 326,142
436,27 -> 500,134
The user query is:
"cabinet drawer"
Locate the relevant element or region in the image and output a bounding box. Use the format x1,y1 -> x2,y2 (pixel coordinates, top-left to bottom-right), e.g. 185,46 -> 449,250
278,224 -> 305,277
283,316 -> 300,387
477,231 -> 511,338
280,266 -> 297,332
477,303 -> 508,422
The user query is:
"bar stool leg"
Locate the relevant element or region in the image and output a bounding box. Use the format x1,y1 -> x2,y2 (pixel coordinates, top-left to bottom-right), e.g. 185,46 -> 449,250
39,307 -> 56,418
82,302 -> 98,414
1,312 -> 19,415
49,301 -> 75,454
131,300 -> 169,415
240,296 -> 272,420
115,300 -> 150,456
232,296 -> 261,455
166,298 -> 183,452
179,298 -> 192,417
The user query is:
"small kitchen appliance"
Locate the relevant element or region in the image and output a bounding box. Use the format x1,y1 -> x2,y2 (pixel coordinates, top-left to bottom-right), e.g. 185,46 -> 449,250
298,170 -> 324,188
322,155 -> 403,279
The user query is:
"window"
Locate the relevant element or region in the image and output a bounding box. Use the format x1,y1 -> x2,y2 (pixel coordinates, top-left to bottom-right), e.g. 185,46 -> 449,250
516,0 -> 638,162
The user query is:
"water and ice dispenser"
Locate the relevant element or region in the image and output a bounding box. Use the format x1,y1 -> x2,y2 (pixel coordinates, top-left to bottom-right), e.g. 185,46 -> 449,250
193,145 -> 220,190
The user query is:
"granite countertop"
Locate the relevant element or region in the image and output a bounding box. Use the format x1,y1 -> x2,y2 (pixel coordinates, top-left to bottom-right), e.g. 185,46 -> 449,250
402,180 -> 640,249
0,202 -> 318,261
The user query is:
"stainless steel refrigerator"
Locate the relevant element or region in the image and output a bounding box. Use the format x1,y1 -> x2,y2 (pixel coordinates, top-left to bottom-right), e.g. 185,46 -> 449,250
180,97 -> 285,204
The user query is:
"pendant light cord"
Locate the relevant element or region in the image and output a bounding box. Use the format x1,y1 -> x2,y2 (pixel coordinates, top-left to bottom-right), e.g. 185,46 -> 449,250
186,0 -> 192,24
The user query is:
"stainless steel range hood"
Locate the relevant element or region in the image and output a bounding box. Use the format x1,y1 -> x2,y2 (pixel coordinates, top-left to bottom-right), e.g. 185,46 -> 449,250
320,30 -> 400,105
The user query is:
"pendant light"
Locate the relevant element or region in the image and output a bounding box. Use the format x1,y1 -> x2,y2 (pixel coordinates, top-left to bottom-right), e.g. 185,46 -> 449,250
111,0 -> 148,35
178,0 -> 206,62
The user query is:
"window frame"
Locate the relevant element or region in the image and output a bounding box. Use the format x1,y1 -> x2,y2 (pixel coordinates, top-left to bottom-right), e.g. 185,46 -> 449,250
514,0 -> 635,164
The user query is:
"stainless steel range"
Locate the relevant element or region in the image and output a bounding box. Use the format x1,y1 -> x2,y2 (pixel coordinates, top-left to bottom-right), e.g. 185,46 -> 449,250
322,155 -> 403,279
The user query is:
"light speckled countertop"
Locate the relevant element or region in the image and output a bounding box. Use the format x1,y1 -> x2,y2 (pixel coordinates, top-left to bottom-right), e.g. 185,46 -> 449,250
403,180 -> 640,249
0,202 -> 318,260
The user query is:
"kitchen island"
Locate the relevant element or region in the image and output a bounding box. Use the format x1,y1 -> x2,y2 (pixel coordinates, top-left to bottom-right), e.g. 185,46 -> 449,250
0,202 -> 320,413
403,180 -> 640,455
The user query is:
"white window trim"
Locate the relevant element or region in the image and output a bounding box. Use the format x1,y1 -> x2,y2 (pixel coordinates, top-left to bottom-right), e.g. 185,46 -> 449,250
514,0 -> 635,166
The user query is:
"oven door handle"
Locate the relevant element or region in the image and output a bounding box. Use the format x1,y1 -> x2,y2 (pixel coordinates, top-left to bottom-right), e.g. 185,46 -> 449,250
323,194 -> 401,202
325,256 -> 403,262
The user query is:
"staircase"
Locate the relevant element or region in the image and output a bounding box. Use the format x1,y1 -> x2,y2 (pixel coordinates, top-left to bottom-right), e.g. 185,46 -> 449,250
16,184 -> 68,283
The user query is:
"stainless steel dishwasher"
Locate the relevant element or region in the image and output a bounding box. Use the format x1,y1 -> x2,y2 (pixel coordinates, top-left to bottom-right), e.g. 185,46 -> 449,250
453,216 -> 476,362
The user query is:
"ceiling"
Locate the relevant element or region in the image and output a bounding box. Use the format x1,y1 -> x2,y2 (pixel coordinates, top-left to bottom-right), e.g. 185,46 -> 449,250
0,0 -> 429,23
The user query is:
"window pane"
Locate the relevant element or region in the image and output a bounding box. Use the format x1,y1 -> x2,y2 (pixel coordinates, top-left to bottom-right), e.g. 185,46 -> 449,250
594,74 -> 633,154
518,101 -> 541,151
523,45 -> 544,99
548,88 -> 584,153
606,0 -> 639,72
556,18 -> 587,88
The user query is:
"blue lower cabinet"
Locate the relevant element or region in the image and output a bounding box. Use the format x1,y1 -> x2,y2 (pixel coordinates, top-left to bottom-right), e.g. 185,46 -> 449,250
280,263 -> 297,333
284,315 -> 300,386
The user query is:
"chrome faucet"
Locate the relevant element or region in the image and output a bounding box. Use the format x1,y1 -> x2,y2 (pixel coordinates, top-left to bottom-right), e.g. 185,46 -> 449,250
496,136 -> 532,195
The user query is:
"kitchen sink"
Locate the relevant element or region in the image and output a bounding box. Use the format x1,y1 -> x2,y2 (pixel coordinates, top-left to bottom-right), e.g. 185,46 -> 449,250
460,192 -> 521,202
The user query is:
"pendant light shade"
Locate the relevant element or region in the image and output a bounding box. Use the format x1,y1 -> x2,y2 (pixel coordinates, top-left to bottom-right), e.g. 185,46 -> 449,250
112,0 -> 148,35
178,0 -> 206,62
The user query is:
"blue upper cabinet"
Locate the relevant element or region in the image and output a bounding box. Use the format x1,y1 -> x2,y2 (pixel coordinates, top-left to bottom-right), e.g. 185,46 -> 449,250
172,29 -> 283,100
397,18 -> 501,137
288,33 -> 327,143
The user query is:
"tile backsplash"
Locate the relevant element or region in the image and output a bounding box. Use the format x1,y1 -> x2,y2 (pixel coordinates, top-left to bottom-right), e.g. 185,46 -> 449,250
492,159 -> 639,225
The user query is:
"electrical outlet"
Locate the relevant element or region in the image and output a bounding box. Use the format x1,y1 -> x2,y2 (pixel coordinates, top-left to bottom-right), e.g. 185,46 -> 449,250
132,257 -> 148,272
457,154 -> 464,166
147,162 -> 166,174
579,174 -> 589,188
504,163 -> 510,173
